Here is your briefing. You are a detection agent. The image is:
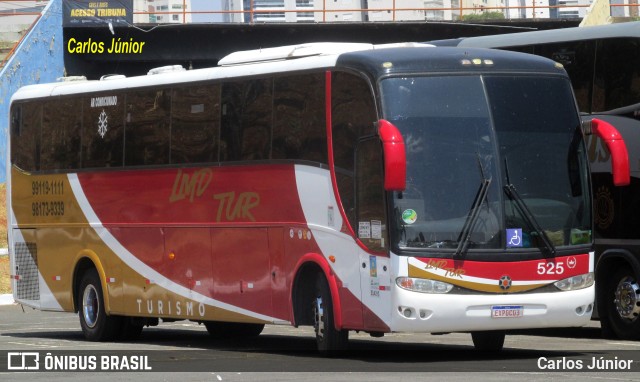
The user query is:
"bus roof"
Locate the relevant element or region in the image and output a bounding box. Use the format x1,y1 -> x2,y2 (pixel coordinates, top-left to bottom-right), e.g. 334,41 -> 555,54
430,21 -> 640,49
217,42 -> 431,66
336,46 -> 565,78
10,42 -> 566,103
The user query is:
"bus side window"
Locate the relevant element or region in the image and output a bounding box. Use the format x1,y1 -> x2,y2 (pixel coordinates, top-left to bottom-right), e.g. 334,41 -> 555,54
171,85 -> 220,164
82,93 -> 125,169
534,41 -> 595,114
125,89 -> 171,166
41,98 -> 81,170
331,71 -> 378,230
356,137 -> 388,252
273,73 -> 327,163
221,79 -> 272,162
10,105 -> 21,137
12,102 -> 42,172
593,37 -> 640,114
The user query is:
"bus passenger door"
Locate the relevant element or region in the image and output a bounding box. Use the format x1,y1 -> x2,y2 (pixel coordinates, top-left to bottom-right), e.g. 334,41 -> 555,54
356,137 -> 392,331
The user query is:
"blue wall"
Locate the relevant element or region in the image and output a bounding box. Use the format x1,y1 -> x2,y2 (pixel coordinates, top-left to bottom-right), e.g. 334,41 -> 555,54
0,0 -> 65,183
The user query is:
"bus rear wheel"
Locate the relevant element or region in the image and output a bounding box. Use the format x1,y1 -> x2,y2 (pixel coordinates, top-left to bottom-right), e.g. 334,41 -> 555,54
603,268 -> 640,340
312,274 -> 348,355
78,269 -> 122,341
471,331 -> 505,352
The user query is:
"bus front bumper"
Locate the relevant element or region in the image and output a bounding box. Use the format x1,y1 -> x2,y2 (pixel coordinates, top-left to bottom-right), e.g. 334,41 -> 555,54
389,285 -> 594,333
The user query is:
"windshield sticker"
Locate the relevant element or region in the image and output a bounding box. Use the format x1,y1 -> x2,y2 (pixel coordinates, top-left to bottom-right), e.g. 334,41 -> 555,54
359,221 -> 371,239
371,220 -> 382,239
97,110 -> 109,138
370,255 -> 377,277
506,228 -> 523,248
402,209 -> 417,225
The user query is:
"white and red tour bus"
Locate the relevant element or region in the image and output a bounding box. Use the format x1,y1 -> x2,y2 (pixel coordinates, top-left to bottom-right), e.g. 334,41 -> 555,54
6,42 -> 630,353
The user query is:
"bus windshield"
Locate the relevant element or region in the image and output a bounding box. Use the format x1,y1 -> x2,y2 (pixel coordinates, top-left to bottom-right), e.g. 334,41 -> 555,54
381,74 -> 591,253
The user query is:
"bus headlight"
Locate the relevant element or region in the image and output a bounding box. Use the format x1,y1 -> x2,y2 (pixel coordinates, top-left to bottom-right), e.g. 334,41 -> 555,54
554,272 -> 594,291
396,277 -> 453,294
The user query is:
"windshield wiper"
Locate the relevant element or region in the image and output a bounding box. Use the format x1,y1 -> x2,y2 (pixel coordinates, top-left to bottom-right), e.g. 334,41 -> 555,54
455,155 -> 491,258
502,160 -> 556,257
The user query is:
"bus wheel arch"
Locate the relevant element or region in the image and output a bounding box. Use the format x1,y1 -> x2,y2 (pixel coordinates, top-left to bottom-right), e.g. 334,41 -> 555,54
291,255 -> 348,354
72,256 -> 122,341
596,250 -> 640,340
72,256 -> 100,312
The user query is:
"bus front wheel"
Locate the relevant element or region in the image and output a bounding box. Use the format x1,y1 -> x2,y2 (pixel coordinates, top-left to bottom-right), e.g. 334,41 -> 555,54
603,268 -> 640,340
471,331 -> 505,352
312,274 -> 348,355
78,269 -> 122,341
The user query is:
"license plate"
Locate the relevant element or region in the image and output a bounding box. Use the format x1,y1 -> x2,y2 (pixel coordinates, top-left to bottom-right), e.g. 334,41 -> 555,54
491,305 -> 524,318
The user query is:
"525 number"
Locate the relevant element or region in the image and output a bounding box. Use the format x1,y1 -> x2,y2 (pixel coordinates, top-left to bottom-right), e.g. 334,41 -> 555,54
537,262 -> 564,275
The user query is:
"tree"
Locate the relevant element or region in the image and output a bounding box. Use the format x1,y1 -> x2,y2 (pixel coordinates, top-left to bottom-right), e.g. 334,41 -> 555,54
462,11 -> 506,21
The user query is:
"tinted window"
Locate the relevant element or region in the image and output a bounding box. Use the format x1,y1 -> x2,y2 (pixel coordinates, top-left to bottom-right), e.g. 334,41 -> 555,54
487,75 -> 590,243
381,76 -> 501,249
171,85 -> 220,164
221,79 -> 272,161
41,98 -> 82,170
125,89 -> 171,166
593,37 -> 640,113
331,71 -> 377,228
11,103 -> 41,172
356,138 -> 387,252
273,74 -> 327,163
82,93 -> 124,168
534,41 -> 595,113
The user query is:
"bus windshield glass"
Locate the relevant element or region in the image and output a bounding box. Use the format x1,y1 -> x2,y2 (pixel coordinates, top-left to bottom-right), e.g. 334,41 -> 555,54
381,74 -> 591,253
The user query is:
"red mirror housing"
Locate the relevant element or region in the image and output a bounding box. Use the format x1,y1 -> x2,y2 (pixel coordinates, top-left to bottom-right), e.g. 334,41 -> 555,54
590,118 -> 630,186
378,119 -> 406,191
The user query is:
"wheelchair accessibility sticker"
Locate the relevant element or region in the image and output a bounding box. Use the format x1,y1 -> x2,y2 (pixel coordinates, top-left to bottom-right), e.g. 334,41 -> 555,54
506,228 -> 523,248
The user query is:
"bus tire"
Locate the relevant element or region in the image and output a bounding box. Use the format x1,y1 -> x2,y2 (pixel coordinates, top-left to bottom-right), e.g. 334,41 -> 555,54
78,269 -> 122,341
603,268 -> 640,340
313,273 -> 348,355
471,331 -> 505,352
204,321 -> 265,339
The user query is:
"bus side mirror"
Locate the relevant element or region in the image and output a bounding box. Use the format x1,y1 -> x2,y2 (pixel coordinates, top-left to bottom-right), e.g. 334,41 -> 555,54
378,119 -> 406,191
583,118 -> 630,186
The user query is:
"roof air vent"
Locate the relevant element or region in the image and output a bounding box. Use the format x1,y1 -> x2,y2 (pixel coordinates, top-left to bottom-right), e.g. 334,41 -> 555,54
147,65 -> 186,75
56,76 -> 87,82
100,74 -> 126,81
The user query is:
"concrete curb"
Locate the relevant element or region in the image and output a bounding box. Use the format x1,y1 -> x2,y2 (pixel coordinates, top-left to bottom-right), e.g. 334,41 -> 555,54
0,294 -> 14,306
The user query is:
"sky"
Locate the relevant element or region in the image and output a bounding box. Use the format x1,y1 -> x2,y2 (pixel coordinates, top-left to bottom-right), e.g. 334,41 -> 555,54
190,0 -> 226,23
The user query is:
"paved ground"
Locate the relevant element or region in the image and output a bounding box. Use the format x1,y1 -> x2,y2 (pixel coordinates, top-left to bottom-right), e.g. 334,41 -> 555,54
1,303 -> 640,381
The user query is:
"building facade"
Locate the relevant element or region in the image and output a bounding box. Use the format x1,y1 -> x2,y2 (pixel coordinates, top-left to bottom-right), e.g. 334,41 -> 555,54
129,0 -> 636,23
